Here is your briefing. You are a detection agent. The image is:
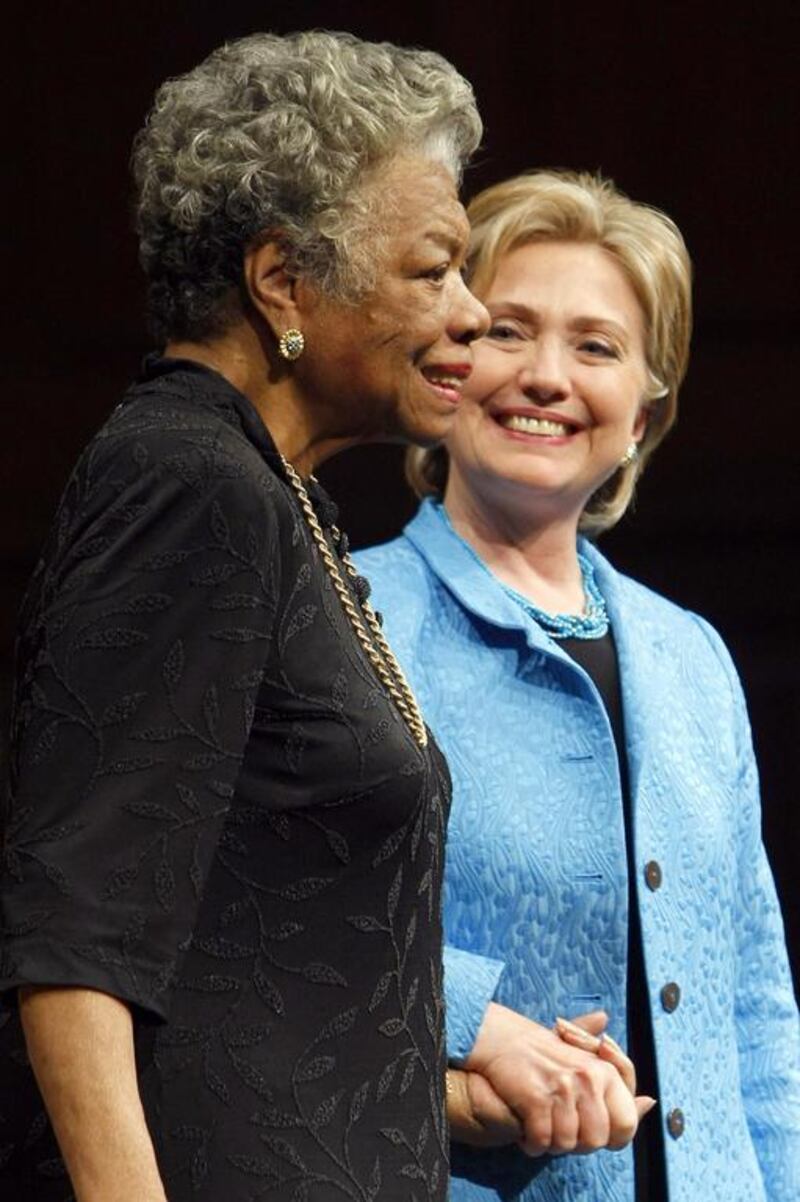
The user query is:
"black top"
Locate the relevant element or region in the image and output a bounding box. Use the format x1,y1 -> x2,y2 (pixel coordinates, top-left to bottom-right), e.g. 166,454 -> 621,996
561,632 -> 668,1202
0,358 -> 452,1200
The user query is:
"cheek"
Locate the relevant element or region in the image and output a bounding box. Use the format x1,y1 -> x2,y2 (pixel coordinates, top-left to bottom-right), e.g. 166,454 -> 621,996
368,289 -> 439,349
409,300 -> 451,348
462,351 -> 508,405
593,373 -> 645,426
445,400 -> 491,465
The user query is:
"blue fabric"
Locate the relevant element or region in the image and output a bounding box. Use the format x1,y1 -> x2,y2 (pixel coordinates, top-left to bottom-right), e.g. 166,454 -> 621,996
355,498 -> 800,1202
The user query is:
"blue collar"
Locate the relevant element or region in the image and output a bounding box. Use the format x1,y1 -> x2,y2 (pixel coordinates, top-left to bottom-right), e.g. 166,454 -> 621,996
403,500 -> 581,657
401,500 -> 670,794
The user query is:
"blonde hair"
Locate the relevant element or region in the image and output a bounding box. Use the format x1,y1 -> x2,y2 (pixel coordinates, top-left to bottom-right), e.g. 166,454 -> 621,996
407,169 -> 693,534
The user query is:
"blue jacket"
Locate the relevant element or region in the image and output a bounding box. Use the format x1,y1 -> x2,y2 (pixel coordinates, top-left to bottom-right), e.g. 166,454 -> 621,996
355,499 -> 800,1202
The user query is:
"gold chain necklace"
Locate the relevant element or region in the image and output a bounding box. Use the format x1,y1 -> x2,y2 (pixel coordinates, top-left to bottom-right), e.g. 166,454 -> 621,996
279,455 -> 428,748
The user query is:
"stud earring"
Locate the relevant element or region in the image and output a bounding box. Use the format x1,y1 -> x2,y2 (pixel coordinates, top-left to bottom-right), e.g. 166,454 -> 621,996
620,441 -> 639,468
278,328 -> 305,361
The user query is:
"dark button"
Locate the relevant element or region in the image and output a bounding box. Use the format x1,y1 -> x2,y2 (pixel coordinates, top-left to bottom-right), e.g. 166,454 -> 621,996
666,1108 -> 685,1139
661,982 -> 681,1012
644,860 -> 663,890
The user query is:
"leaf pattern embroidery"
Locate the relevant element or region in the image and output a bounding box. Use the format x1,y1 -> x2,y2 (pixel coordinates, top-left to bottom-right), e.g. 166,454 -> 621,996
0,363 -> 452,1201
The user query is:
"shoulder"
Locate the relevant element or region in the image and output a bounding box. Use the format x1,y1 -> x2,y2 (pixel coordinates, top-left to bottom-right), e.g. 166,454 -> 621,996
588,541 -> 744,696
355,532 -> 438,601
354,533 -> 443,655
29,377 -> 296,624
356,532 -> 427,579
75,378 -> 291,540
102,377 -> 277,488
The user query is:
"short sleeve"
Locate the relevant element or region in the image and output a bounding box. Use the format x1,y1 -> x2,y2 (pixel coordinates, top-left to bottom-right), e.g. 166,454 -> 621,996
1,414 -> 282,1019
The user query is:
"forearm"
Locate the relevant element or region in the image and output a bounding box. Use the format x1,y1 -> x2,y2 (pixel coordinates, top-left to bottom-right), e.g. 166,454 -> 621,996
19,985 -> 167,1202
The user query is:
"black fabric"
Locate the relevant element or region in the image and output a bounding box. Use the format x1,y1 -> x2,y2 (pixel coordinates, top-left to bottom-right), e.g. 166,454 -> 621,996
0,358 -> 452,1200
561,633 -> 668,1202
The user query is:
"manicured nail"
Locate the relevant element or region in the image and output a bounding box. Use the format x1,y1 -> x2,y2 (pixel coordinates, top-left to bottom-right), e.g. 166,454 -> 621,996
555,1016 -> 601,1049
600,1032 -> 626,1056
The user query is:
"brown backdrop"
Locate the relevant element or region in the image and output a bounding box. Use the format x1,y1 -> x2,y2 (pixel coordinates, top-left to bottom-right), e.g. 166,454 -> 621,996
4,1 -> 798,983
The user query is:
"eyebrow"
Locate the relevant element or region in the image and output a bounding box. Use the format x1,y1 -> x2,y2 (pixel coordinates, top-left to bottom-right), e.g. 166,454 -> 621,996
420,225 -> 469,254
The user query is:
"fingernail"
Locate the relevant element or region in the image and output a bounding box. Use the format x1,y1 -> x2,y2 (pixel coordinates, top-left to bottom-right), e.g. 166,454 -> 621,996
600,1032 -> 625,1055
639,1096 -> 658,1115
555,1016 -> 601,1049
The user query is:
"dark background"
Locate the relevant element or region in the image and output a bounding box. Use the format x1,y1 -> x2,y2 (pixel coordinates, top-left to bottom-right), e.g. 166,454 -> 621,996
5,2 -> 797,984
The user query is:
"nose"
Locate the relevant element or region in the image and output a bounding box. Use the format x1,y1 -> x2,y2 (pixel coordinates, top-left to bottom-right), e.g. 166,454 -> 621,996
448,274 -> 490,345
518,337 -> 570,401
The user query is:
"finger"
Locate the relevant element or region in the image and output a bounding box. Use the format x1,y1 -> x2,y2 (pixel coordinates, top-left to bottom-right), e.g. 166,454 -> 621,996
636,1095 -> 657,1120
571,1069 -> 611,1151
596,1032 -> 637,1095
567,1010 -> 608,1038
518,1096 -> 554,1157
554,1015 -> 602,1054
602,1070 -> 640,1150
548,1077 -> 580,1153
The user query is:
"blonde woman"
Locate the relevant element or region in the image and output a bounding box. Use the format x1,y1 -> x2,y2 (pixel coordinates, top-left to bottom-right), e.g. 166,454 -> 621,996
356,171 -> 800,1201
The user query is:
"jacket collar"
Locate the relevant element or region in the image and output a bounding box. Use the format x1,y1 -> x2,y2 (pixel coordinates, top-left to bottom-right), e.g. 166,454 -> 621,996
402,499 -> 579,659
403,500 -> 664,796
134,354 -> 285,471
403,500 -> 656,661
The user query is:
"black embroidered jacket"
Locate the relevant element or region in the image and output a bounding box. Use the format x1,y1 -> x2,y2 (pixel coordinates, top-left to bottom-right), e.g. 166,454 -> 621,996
0,359 -> 451,1201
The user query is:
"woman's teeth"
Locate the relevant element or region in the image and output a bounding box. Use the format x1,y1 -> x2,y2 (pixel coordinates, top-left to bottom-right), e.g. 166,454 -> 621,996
424,371 -> 464,389
500,414 -> 573,436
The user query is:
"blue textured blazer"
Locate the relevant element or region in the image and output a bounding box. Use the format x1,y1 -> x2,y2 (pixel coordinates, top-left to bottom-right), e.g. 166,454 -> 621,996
355,499 -> 800,1202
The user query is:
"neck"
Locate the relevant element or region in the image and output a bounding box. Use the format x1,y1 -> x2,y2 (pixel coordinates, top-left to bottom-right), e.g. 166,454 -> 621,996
443,468 -> 587,615
164,322 -> 355,477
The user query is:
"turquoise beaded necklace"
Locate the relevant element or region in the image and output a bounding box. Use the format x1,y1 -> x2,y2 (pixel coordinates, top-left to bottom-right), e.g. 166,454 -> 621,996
439,502 -> 609,641
498,552 -> 609,640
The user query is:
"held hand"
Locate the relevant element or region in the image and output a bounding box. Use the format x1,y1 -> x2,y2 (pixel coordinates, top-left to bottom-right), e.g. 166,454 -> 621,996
554,1013 -> 656,1125
466,1003 -> 656,1157
447,1069 -> 523,1147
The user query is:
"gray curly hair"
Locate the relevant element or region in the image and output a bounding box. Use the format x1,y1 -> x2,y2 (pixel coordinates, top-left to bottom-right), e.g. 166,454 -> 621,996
132,31 -> 482,343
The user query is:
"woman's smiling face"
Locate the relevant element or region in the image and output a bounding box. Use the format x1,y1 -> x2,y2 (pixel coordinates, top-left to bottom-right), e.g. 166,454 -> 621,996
444,239 -> 650,525
291,157 -> 489,450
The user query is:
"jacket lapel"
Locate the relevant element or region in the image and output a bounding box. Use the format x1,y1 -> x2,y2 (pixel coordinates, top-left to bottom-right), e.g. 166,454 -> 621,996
404,500 -> 575,663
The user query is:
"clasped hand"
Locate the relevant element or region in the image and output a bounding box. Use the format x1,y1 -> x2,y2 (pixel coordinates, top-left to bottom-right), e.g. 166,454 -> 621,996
447,1003 -> 656,1156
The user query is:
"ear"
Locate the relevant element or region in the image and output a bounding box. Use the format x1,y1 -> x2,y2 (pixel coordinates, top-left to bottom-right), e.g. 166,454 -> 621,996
632,402 -> 649,443
243,238 -> 307,339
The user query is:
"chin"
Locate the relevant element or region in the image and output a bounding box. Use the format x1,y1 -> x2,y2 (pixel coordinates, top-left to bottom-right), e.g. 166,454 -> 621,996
406,409 -> 458,448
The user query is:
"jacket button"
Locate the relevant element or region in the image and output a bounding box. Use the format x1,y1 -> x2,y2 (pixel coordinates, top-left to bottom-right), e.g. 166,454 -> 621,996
666,1108 -> 685,1139
661,982 -> 681,1012
644,860 -> 663,890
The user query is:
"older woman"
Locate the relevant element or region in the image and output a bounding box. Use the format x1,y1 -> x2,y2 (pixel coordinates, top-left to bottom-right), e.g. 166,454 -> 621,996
0,31 -> 490,1202
356,171 -> 800,1201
